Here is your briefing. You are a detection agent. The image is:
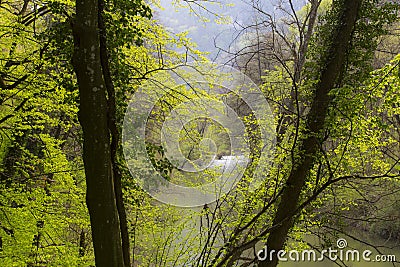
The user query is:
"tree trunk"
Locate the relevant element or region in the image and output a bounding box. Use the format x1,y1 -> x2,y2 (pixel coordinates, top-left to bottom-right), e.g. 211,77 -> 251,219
259,1 -> 362,266
98,0 -> 131,265
72,0 -> 125,266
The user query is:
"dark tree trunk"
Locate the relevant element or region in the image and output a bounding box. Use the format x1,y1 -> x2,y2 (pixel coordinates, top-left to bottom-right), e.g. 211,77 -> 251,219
259,1 -> 363,266
72,0 -> 125,266
98,0 -> 131,265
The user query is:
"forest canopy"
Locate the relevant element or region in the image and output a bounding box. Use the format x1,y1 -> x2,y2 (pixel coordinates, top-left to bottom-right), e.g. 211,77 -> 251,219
0,0 -> 399,266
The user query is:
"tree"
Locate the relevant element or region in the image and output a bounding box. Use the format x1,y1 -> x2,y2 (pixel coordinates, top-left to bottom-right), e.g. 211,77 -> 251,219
259,0 -> 362,266
1,0 -> 399,266
0,1 -> 93,265
177,1 -> 399,266
71,0 -> 124,266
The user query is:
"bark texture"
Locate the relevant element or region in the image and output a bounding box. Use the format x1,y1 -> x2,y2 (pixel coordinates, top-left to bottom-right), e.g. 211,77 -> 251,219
72,0 -> 125,266
98,0 -> 131,265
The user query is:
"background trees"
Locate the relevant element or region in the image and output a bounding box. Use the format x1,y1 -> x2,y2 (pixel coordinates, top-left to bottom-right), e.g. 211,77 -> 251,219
0,0 -> 399,266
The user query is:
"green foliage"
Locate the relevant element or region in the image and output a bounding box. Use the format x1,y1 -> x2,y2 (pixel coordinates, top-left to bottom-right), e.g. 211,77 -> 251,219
1,0 -> 399,266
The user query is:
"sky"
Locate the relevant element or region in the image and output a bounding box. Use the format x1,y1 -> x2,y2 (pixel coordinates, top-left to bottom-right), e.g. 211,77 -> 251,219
154,0 -> 307,61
